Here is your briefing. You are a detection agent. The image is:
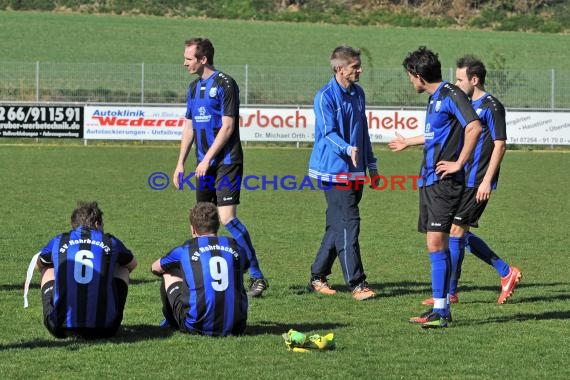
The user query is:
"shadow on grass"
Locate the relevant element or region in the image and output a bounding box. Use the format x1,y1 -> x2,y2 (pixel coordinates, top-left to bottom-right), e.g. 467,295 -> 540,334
511,293 -> 570,303
456,292 -> 570,305
246,320 -> 349,336
290,281 -> 570,303
0,324 -> 173,351
474,310 -> 570,324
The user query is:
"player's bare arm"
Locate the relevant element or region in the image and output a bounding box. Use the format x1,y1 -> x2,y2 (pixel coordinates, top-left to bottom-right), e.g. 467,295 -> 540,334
150,259 -> 165,277
477,139 -> 506,202
173,119 -> 195,189
388,132 -> 425,151
195,115 -> 234,178
436,120 -> 482,178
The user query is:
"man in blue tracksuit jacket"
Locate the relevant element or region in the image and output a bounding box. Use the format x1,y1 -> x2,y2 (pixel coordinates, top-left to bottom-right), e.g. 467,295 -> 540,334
307,45 -> 378,301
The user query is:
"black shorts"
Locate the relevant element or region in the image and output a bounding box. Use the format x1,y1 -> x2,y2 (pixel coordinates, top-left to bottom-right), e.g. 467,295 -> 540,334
164,281 -> 195,334
418,179 -> 464,233
453,187 -> 489,228
42,278 -> 128,339
196,163 -> 242,207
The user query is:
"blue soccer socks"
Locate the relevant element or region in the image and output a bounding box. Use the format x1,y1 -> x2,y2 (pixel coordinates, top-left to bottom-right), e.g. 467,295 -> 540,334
225,217 -> 264,279
429,250 -> 450,317
465,232 -> 510,277
449,236 -> 465,296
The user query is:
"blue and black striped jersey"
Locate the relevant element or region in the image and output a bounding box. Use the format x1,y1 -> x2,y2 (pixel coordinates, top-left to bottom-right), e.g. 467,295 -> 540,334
160,236 -> 249,336
420,82 -> 480,187
39,227 -> 134,329
186,70 -> 243,165
464,93 -> 507,189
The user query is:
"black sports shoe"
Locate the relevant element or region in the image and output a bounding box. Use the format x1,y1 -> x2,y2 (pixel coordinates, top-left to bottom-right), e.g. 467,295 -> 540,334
247,278 -> 269,297
409,309 -> 452,326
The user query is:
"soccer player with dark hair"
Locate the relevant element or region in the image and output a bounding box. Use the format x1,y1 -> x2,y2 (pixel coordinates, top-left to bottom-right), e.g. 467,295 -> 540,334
151,202 -> 249,336
420,55 -> 521,306
389,46 -> 482,328
172,37 -> 268,297
307,45 -> 379,301
36,201 -> 137,339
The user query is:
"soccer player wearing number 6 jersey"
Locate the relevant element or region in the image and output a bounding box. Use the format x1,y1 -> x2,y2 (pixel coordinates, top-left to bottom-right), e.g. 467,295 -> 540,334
151,202 -> 250,336
36,201 -> 138,339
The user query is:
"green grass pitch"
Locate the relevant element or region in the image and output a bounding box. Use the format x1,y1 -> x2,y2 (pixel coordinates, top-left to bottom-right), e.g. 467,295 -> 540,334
0,144 -> 568,378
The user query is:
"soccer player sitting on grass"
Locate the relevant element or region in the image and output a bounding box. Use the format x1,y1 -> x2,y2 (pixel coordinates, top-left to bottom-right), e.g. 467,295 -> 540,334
151,202 -> 249,336
35,201 -> 138,339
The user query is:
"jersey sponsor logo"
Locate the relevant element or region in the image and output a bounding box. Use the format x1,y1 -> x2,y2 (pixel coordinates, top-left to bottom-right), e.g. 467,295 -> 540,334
425,123 -> 434,140
194,106 -> 212,123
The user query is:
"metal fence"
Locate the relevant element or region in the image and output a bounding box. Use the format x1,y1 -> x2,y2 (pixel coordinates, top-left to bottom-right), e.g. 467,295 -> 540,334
1,62 -> 569,109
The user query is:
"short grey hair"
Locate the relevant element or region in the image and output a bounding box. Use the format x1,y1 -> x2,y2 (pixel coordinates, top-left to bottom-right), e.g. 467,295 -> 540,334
330,45 -> 361,73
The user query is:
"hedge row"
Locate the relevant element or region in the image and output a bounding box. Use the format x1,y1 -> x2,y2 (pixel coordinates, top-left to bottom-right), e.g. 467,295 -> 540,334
1,0 -> 569,33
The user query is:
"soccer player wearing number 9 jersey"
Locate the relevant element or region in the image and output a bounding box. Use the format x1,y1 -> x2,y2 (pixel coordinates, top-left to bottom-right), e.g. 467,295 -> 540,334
36,201 -> 138,339
151,202 -> 249,336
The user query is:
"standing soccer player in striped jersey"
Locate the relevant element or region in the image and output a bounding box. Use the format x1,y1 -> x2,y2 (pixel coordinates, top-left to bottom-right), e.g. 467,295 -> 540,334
421,55 -> 521,306
173,37 -> 268,297
36,201 -> 137,339
390,47 -> 482,328
151,202 -> 249,336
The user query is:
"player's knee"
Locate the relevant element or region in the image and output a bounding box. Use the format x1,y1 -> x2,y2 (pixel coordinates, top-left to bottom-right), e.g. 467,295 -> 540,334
40,267 -> 55,288
163,272 -> 184,288
426,233 -> 447,252
218,205 -> 237,225
450,223 -> 466,237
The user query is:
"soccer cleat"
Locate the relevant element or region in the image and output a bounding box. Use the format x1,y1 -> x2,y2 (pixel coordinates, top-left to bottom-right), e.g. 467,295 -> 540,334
158,319 -> 170,329
421,293 -> 459,306
420,312 -> 449,329
247,278 -> 269,297
409,309 -> 452,324
351,283 -> 376,301
307,277 -> 337,295
498,266 -> 522,304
